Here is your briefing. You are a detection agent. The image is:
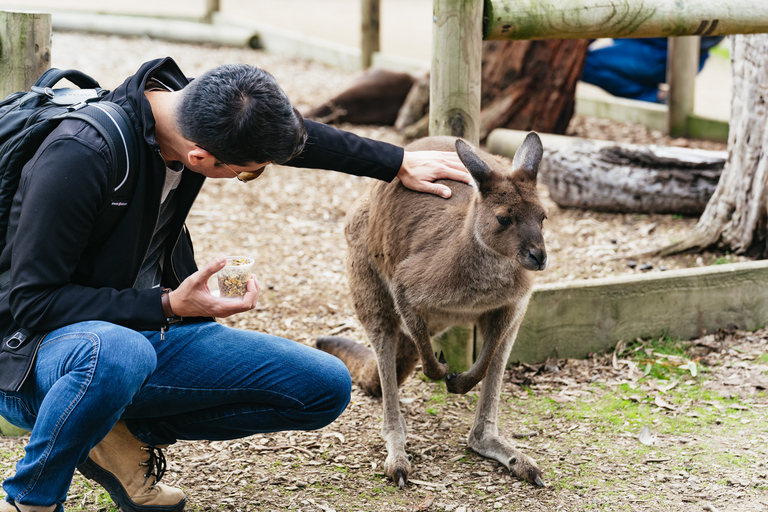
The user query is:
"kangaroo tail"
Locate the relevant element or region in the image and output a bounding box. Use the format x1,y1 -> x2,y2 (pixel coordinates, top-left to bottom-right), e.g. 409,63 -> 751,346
316,336 -> 382,397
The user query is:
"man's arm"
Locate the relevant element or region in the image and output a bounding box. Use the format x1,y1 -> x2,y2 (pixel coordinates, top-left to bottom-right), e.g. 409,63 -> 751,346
286,120 -> 470,197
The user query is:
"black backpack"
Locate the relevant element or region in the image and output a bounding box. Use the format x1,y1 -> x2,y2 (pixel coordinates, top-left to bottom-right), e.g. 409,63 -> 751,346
0,69 -> 139,393
0,68 -> 139,262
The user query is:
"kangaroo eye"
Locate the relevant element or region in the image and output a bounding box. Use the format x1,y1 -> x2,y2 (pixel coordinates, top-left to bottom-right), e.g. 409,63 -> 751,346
497,216 -> 513,226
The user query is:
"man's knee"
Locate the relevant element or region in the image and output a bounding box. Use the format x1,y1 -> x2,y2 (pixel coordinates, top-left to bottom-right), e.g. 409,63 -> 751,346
89,323 -> 157,391
314,355 -> 352,427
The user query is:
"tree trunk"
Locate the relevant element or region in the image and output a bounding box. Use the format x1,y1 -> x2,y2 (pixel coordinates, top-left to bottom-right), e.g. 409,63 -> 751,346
313,39 -> 589,141
543,141 -> 725,215
658,34 -> 768,257
478,39 -> 589,139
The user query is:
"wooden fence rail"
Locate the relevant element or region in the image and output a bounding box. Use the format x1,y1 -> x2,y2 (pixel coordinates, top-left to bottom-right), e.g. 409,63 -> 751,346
483,0 -> 768,41
431,0 -> 768,142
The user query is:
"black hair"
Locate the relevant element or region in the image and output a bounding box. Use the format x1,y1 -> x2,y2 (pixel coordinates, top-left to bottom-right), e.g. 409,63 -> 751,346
176,64 -> 307,166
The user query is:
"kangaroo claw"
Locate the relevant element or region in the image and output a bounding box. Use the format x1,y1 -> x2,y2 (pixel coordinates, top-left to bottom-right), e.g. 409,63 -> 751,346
438,351 -> 447,364
534,475 -> 546,487
395,469 -> 407,489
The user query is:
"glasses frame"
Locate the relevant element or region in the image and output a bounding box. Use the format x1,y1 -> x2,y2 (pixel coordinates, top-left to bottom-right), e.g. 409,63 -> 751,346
196,145 -> 267,183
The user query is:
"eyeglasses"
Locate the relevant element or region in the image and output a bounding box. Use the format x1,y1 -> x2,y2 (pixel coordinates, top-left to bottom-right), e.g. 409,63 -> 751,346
196,145 -> 267,183
219,161 -> 267,183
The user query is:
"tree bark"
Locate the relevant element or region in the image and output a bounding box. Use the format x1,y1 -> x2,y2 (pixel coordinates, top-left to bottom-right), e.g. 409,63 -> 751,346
393,39 -> 589,140
658,34 -> 768,257
543,141 -> 725,215
478,39 -> 589,139
311,39 -> 588,142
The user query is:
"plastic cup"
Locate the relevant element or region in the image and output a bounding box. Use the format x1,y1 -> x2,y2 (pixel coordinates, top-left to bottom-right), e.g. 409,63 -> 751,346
216,256 -> 254,298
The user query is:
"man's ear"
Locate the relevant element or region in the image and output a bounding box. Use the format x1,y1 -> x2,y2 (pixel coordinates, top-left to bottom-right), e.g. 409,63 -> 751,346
188,145 -> 212,167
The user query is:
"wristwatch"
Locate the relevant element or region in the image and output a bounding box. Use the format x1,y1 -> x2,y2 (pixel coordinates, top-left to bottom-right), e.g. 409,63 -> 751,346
161,288 -> 182,337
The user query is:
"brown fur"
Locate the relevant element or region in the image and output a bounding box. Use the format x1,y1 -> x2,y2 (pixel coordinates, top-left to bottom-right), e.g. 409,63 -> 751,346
305,68 -> 415,126
316,133 -> 547,488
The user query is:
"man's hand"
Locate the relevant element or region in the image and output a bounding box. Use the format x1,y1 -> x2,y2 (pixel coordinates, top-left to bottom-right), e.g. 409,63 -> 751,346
167,255 -> 260,319
397,150 -> 471,198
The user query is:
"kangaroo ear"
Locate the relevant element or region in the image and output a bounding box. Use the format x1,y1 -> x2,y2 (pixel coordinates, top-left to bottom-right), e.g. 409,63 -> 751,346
512,132 -> 543,180
455,139 -> 492,188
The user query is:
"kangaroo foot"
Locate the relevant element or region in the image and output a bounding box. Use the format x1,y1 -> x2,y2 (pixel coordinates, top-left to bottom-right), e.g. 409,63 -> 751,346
468,432 -> 545,487
384,450 -> 411,489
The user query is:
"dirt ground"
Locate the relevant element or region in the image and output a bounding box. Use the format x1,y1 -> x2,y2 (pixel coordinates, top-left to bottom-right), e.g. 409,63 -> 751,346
1,32 -> 766,512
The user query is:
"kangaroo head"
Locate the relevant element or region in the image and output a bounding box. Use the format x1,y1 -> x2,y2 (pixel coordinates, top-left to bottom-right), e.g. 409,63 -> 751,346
455,133 -> 547,271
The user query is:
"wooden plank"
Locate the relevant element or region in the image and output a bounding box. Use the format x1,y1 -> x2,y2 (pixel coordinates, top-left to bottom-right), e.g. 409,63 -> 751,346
361,0 -> 380,69
52,11 -> 260,49
0,10 -> 51,99
687,113 -> 729,141
510,260 -> 768,363
574,93 -> 669,132
571,94 -> 728,141
430,0 -> 483,145
484,0 -> 768,41
667,36 -> 699,137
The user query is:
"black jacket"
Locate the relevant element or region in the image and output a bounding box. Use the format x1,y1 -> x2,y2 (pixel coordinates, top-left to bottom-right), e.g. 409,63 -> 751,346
0,57 -> 403,391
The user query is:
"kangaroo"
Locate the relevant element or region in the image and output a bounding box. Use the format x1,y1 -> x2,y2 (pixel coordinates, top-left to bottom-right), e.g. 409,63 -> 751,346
316,133 -> 547,489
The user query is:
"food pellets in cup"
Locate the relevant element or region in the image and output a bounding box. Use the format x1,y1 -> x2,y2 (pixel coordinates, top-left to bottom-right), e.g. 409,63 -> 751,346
217,256 -> 254,298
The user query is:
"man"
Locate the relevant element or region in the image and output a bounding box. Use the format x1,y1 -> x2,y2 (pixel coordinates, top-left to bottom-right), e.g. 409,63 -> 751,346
0,58 -> 469,512
581,36 -> 725,103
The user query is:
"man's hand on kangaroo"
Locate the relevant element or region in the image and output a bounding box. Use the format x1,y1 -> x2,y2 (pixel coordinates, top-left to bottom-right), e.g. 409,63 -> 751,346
397,150 -> 471,198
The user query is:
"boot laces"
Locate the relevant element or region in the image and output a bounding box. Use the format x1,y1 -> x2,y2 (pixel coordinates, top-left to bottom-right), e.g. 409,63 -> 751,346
139,445 -> 167,488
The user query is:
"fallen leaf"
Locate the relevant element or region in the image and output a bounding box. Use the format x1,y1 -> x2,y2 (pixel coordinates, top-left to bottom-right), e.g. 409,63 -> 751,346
654,396 -> 677,411
413,490 -> 435,511
678,361 -> 698,377
322,432 -> 346,444
638,425 -> 655,446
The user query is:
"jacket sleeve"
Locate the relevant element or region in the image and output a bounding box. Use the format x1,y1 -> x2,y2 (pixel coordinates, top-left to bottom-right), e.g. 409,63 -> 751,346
285,120 -> 404,181
7,134 -> 164,332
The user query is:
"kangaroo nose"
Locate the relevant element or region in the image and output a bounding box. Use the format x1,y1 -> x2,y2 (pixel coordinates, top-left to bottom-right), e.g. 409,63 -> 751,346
527,248 -> 547,271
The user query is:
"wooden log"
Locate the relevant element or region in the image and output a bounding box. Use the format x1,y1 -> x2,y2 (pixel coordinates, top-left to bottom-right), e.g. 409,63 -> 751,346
484,0 -> 768,41
667,36 -> 700,137
0,11 -> 51,99
394,72 -> 429,133
542,140 -> 726,215
430,0 -> 483,145
361,0 -> 380,69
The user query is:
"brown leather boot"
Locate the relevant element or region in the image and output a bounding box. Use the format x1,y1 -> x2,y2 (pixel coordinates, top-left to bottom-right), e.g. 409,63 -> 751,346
0,501 -> 57,512
77,420 -> 186,512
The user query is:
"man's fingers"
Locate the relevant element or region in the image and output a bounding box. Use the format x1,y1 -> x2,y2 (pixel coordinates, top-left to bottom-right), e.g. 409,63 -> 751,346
201,255 -> 227,279
438,167 -> 472,184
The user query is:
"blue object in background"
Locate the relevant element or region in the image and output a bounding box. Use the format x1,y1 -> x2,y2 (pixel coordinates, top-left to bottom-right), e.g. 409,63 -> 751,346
581,37 -> 725,103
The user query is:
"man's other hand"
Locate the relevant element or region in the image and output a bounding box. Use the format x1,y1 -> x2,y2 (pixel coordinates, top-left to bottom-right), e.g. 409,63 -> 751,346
168,255 -> 260,319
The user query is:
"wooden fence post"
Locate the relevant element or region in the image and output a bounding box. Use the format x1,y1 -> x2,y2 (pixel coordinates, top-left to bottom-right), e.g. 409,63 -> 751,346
429,0 -> 483,145
361,0 -> 380,69
204,0 -> 220,23
0,11 -> 52,99
667,36 -> 700,137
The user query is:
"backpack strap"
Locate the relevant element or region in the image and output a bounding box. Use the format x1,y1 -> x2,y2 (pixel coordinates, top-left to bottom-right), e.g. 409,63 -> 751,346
54,101 -> 139,197
35,68 -> 101,90
0,101 -> 139,291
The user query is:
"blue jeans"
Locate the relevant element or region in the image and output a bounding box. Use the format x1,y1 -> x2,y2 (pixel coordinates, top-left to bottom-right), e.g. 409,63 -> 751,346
1,320 -> 351,507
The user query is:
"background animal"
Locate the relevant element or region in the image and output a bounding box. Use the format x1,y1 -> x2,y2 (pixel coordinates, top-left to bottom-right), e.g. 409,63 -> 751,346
304,68 -> 415,125
317,133 -> 548,489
